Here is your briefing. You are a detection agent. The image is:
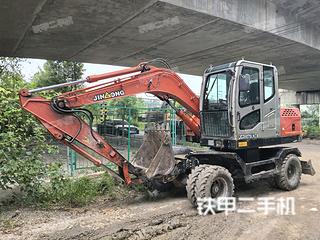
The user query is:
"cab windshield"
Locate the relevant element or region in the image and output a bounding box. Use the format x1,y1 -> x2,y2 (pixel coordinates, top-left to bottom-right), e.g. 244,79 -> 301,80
204,71 -> 231,110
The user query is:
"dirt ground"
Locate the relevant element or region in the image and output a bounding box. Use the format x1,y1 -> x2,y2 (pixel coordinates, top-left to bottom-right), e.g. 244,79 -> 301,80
0,140 -> 319,240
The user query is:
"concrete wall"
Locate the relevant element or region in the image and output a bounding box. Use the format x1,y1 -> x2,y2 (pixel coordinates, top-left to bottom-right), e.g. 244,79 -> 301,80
280,90 -> 320,105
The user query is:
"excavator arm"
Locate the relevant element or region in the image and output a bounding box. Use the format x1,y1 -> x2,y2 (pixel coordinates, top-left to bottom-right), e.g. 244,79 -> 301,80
19,62 -> 200,185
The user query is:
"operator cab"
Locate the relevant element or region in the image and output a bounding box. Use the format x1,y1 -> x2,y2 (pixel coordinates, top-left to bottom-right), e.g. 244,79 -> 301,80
200,60 -> 300,150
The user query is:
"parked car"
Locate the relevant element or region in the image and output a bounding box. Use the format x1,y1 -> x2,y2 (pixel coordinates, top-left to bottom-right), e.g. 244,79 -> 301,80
97,119 -> 139,136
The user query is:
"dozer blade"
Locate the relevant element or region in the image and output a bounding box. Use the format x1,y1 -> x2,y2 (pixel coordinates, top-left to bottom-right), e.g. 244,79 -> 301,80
132,130 -> 175,179
301,160 -> 316,176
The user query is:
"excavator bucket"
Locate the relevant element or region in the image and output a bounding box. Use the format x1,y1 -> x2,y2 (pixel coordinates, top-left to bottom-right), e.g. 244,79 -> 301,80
132,130 -> 175,179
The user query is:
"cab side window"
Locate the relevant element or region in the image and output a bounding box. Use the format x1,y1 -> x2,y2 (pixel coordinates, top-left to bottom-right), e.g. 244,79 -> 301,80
239,67 -> 260,107
263,66 -> 275,102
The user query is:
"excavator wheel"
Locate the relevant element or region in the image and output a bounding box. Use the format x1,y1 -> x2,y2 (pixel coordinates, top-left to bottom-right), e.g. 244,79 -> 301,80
275,154 -> 302,191
195,165 -> 234,209
186,164 -> 209,207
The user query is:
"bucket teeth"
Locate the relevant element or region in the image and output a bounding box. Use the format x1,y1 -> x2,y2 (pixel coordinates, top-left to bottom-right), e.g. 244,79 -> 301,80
132,130 -> 175,179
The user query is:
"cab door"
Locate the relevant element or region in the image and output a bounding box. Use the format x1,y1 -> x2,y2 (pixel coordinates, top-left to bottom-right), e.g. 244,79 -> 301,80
261,66 -> 279,138
236,62 -> 263,141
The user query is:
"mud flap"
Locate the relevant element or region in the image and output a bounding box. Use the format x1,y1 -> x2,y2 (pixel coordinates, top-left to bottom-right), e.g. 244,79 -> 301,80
131,130 -> 175,179
301,160 -> 316,176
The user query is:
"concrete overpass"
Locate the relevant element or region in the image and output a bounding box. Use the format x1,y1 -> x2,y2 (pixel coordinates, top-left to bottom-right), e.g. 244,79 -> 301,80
1,0 -> 320,103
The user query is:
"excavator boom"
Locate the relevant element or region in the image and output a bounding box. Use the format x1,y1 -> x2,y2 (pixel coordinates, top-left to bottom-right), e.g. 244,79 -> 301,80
19,62 -> 200,185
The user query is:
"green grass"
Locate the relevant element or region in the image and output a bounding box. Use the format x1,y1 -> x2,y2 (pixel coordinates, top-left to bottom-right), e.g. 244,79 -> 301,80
7,172 -> 121,208
48,173 -> 118,207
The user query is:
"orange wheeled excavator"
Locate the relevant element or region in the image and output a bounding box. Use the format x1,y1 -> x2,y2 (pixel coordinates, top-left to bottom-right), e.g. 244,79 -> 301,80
19,59 -> 315,206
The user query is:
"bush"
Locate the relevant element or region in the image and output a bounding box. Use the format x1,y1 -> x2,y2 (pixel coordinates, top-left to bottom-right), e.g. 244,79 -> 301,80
52,174 -> 119,207
39,166 -> 118,207
0,58 -> 54,197
53,177 -> 99,207
96,172 -> 116,194
304,126 -> 320,139
13,167 -> 119,207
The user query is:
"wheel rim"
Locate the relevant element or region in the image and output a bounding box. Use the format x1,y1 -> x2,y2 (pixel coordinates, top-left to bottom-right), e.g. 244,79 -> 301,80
287,162 -> 297,180
210,177 -> 228,198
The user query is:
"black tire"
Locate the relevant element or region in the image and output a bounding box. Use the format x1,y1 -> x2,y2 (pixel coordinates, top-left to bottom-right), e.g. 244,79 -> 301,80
275,154 -> 302,191
267,177 -> 278,188
195,165 -> 234,200
186,165 -> 209,207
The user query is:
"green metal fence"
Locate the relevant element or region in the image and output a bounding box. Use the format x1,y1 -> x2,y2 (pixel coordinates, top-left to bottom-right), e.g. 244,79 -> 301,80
67,104 -> 187,175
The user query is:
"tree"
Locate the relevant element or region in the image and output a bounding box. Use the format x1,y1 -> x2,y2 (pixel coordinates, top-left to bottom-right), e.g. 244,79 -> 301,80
0,57 -> 24,90
0,57 -> 53,197
108,96 -> 145,124
301,105 -> 320,138
301,105 -> 319,127
32,60 -> 84,93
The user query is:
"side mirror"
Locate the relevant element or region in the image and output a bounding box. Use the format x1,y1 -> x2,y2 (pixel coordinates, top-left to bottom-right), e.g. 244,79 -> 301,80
239,74 -> 250,91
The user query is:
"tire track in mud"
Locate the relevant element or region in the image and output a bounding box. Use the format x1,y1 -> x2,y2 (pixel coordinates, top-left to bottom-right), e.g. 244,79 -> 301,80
34,200 -> 194,240
95,211 -> 191,240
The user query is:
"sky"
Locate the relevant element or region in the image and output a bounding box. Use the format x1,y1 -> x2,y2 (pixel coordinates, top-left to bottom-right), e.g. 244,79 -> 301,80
20,58 -> 203,95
